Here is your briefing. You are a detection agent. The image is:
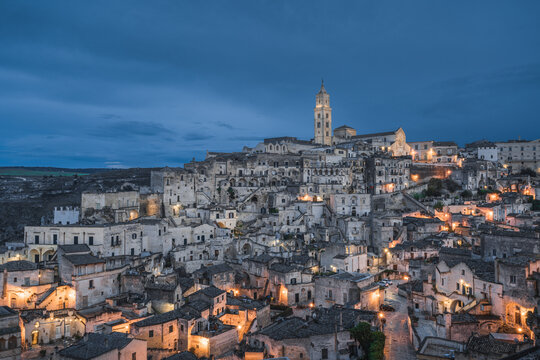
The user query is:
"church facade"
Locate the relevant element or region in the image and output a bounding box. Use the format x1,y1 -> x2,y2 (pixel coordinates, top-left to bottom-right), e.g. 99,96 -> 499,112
312,82 -> 410,157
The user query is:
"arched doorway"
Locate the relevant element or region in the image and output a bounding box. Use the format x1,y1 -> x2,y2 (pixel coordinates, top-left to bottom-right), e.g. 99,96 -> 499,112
31,330 -> 39,345
449,299 -> 464,313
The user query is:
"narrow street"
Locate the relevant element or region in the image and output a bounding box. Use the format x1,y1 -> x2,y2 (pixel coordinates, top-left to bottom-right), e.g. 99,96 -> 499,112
382,283 -> 417,360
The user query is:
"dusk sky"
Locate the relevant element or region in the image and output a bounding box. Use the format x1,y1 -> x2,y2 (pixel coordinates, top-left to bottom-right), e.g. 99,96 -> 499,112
1,1 -> 539,168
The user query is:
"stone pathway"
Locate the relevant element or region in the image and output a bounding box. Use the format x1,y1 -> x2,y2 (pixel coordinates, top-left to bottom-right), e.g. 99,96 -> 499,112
383,283 -> 418,359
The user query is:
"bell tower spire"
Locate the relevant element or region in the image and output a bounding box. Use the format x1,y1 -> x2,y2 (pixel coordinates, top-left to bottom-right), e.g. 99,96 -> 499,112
314,80 -> 332,145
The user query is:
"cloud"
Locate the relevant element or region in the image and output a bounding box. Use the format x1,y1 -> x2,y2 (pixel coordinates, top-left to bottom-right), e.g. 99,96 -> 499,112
88,120 -> 172,139
229,135 -> 264,141
215,121 -> 235,130
183,132 -> 214,142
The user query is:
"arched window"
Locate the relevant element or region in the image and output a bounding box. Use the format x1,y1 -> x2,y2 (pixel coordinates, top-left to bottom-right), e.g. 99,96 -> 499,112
8,336 -> 17,349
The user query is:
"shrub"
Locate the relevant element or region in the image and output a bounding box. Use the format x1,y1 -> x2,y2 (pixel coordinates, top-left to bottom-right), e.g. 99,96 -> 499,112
425,178 -> 443,197
433,201 -> 444,211
368,331 -> 386,360
350,322 -> 372,356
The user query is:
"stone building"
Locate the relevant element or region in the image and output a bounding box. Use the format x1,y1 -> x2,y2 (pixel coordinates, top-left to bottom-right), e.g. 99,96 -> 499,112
249,307 -> 376,360
314,272 -> 381,311
313,81 -> 332,146
81,190 -> 140,223
58,332 -> 147,360
0,260 -> 56,309
434,258 -> 503,315
0,306 -> 21,360
496,138 -> 540,174
329,193 -> 371,217
365,154 -> 411,194
131,306 -> 201,356
24,222 -> 145,261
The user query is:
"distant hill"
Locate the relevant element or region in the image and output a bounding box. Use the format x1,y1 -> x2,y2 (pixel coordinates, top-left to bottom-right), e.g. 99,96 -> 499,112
0,167 -> 116,177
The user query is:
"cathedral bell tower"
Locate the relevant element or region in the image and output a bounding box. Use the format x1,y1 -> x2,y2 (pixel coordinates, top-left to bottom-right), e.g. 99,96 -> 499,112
314,80 -> 332,146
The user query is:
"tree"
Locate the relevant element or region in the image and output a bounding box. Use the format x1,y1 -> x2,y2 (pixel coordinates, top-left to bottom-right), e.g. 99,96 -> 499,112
368,331 -> 386,360
350,322 -> 372,356
425,178 -> 443,197
461,190 -> 473,198
350,323 -> 386,360
433,201 -> 444,211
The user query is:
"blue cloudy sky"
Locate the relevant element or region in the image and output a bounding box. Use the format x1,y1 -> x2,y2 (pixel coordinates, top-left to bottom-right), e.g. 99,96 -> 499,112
1,1 -> 539,168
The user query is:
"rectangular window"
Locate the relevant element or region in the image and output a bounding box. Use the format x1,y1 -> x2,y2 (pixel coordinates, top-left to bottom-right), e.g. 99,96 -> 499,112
34,235 -> 39,244
149,330 -> 154,337
456,283 -> 460,291
510,275 -> 516,284
89,280 -> 94,289
169,325 -> 173,333
53,234 -> 58,245
89,236 -> 94,246
322,348 -> 328,360
132,353 -> 136,360
73,236 -> 78,244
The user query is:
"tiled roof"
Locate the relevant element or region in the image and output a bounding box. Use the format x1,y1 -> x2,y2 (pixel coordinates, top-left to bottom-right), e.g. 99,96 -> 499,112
257,307 -> 374,340
193,263 -> 233,277
58,332 -> 133,359
133,307 -> 200,327
467,335 -> 518,355
58,244 -> 91,253
63,254 -> 105,266
191,285 -> 226,298
164,351 -> 199,360
0,260 -> 37,272
0,306 -> 17,318
451,312 -> 478,323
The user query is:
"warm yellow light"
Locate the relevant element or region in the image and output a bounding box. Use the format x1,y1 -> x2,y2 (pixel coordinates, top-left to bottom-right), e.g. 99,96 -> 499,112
518,327 -> 523,333
298,194 -> 314,202
378,312 -> 384,319
237,325 -> 242,330
309,302 -> 314,308
403,276 -> 409,281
